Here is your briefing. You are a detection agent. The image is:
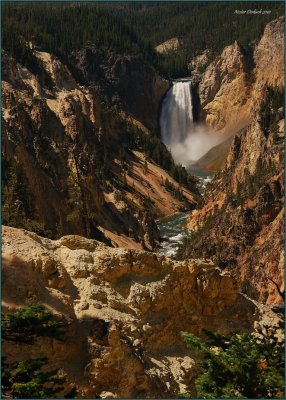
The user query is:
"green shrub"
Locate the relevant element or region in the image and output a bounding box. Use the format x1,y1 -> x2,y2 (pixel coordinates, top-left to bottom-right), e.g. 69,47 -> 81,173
2,357 -> 66,399
2,304 -> 66,344
181,329 -> 285,398
2,305 -> 70,398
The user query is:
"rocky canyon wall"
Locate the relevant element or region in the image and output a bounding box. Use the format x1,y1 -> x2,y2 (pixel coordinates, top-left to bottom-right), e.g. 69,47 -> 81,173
3,225 -> 273,398
71,47 -> 170,133
198,17 -> 284,136
2,49 -> 196,251
187,17 -> 284,304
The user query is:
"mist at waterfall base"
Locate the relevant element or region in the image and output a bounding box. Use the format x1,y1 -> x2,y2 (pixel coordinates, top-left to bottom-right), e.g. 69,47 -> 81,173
160,81 -> 222,165
158,81 -> 219,257
169,126 -> 222,165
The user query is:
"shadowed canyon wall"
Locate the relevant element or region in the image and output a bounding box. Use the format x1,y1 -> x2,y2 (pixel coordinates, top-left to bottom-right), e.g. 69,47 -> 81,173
2,49 -> 199,251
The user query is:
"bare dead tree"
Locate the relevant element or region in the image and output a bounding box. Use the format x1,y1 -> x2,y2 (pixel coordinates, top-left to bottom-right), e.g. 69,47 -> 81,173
267,277 -> 284,301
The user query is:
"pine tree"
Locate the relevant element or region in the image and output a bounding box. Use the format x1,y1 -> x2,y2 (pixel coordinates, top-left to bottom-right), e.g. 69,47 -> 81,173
66,170 -> 84,223
2,358 -> 66,399
143,160 -> 148,175
181,329 -> 285,398
2,304 -> 66,343
2,305 -> 68,398
2,164 -> 35,228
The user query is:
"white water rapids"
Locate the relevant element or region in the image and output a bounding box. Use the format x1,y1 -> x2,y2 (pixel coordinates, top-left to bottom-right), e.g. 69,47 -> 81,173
158,80 -> 219,257
158,169 -> 212,257
160,81 -> 222,165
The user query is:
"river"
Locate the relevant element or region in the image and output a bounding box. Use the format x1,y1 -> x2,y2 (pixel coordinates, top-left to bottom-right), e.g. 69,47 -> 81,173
157,164 -> 213,257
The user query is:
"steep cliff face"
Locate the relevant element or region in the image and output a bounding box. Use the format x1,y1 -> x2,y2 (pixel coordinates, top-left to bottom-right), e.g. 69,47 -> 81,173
254,16 -> 284,90
198,16 -> 284,137
198,41 -> 254,136
2,50 -> 197,251
71,47 -> 170,132
186,17 -> 284,304
2,225 -> 269,398
188,49 -> 210,74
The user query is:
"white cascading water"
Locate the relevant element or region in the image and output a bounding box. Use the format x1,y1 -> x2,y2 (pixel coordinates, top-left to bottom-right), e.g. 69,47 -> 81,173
160,81 -> 194,145
160,81 -> 222,165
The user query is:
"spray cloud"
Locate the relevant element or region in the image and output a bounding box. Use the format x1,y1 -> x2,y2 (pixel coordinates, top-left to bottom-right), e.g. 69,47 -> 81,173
160,81 -> 223,165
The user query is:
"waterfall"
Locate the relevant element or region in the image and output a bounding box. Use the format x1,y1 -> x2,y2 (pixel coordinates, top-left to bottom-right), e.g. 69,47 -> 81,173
160,81 -> 222,165
160,81 -> 194,146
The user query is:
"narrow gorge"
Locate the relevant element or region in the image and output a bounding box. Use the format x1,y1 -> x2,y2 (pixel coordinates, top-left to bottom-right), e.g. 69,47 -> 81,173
1,2 -> 284,399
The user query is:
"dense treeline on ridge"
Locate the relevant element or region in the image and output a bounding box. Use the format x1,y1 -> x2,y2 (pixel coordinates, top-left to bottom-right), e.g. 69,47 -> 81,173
2,1 -> 283,79
109,2 -> 283,48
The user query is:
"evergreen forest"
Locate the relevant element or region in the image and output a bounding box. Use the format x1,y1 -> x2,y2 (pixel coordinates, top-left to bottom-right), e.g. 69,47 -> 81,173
2,1 -> 283,79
